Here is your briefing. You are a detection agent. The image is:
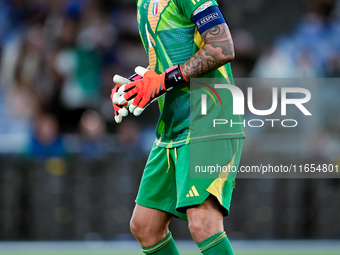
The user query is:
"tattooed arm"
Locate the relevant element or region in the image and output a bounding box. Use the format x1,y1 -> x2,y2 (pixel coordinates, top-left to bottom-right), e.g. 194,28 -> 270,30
181,23 -> 234,79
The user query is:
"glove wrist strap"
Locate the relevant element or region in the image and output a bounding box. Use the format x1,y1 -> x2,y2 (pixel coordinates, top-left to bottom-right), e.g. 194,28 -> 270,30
165,65 -> 188,90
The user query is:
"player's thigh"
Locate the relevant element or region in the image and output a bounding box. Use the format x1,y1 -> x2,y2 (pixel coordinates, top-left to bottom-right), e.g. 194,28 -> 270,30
186,195 -> 224,224
136,143 -> 186,219
176,139 -> 243,215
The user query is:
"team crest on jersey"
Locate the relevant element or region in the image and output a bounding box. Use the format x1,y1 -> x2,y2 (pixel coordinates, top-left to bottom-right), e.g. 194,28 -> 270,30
152,0 -> 159,16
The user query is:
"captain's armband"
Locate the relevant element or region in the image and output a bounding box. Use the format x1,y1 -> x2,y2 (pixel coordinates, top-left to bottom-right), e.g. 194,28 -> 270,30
191,6 -> 227,34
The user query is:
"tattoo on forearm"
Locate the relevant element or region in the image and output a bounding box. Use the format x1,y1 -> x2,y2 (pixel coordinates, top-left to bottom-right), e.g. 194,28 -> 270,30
181,23 -> 234,79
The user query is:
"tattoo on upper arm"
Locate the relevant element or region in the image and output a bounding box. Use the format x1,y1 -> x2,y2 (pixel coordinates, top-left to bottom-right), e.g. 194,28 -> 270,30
181,23 -> 234,79
202,25 -> 225,39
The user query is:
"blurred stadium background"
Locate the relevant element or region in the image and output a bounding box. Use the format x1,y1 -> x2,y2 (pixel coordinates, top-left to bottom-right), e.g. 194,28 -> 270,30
0,0 -> 340,254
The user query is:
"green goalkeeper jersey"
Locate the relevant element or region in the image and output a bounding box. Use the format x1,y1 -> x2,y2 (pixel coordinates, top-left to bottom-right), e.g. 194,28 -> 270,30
136,0 -> 245,148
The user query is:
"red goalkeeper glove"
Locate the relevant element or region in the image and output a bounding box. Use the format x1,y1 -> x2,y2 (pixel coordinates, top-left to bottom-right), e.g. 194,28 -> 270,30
117,65 -> 188,116
111,73 -> 142,123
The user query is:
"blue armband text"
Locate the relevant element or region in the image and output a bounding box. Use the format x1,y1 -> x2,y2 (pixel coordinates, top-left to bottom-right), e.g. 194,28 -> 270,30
191,6 -> 226,34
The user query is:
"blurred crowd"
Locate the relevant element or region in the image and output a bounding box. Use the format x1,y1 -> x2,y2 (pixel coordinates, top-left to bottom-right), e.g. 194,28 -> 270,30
0,0 -> 339,160
251,0 -> 340,78
0,0 -> 150,159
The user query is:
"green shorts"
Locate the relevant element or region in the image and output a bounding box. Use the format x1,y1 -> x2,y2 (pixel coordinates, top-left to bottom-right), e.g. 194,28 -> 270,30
135,139 -> 243,221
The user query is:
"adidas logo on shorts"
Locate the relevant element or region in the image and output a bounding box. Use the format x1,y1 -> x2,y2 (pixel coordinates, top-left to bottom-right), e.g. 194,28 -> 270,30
186,185 -> 199,197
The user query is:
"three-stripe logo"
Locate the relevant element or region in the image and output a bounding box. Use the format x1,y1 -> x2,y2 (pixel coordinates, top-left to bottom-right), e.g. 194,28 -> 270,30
186,185 -> 200,197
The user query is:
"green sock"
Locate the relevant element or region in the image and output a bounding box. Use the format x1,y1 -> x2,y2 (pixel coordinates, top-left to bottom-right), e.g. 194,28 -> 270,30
141,232 -> 180,255
197,232 -> 234,255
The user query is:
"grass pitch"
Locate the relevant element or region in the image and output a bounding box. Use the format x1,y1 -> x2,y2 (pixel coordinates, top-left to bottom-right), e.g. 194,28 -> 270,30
1,240 -> 339,255
1,253 -> 340,255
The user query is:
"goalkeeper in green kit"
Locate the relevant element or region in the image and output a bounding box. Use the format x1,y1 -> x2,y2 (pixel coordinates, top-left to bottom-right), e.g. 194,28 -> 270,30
111,0 -> 245,254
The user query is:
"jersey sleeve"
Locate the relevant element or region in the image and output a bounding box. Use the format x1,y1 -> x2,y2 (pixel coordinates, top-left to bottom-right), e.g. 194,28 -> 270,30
173,0 -> 219,20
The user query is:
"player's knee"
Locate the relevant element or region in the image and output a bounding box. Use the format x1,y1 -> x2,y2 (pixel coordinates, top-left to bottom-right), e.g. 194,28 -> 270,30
130,217 -> 158,242
188,219 -> 207,238
189,217 -> 224,243
187,203 -> 224,242
130,217 -> 144,240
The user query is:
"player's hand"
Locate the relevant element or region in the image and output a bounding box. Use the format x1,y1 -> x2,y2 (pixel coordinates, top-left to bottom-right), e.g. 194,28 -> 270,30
117,67 -> 167,116
111,74 -> 142,123
117,65 -> 188,116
